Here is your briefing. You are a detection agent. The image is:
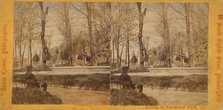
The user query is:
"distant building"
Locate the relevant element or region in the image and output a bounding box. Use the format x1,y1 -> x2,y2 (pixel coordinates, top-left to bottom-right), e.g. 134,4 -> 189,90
172,54 -> 189,67
74,53 -> 91,66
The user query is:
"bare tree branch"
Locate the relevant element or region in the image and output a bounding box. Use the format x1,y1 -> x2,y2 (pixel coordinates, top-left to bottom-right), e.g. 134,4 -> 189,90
168,4 -> 185,17
72,4 -> 87,16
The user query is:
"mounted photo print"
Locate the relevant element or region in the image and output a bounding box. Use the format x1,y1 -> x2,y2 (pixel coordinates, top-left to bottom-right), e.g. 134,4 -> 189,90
0,0 -> 222,110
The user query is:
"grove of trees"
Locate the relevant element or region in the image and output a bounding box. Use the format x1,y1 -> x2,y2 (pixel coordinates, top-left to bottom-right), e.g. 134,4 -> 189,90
14,2 -> 208,69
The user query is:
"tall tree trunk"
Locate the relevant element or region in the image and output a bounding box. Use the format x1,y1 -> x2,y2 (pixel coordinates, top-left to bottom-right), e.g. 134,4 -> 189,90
21,45 -> 26,68
27,45 -> 30,65
127,32 -> 130,67
125,31 -> 130,67
120,40 -> 125,67
95,28 -> 100,65
107,2 -> 112,67
29,34 -> 32,65
14,42 -> 17,66
136,2 -> 147,68
125,41 -> 128,65
185,3 -> 194,67
19,39 -> 22,68
39,2 -> 50,69
18,20 -> 24,68
86,3 -> 96,66
112,39 -> 115,64
63,3 -> 73,66
161,3 -> 171,67
115,29 -> 120,68
115,9 -> 122,68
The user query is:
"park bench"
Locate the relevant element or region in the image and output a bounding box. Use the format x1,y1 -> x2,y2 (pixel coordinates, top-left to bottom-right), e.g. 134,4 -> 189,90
13,79 -> 26,88
26,82 -> 41,88
13,79 -> 47,91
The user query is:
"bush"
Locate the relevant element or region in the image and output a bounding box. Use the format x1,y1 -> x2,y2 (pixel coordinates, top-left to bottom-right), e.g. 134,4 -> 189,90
13,67 -> 51,72
13,74 -> 110,91
175,75 -> 208,92
78,74 -> 110,91
12,87 -> 62,104
62,79 -> 79,88
110,89 -> 158,105
112,75 -> 208,92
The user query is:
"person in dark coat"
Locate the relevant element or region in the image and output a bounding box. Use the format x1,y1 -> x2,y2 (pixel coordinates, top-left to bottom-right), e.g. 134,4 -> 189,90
119,66 -> 134,89
25,65 -> 38,88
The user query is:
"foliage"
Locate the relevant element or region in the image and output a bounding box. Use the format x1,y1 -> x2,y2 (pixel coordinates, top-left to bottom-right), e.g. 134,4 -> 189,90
131,54 -> 138,64
175,75 -> 208,92
13,74 -> 110,91
78,74 -> 110,91
110,89 -> 158,105
14,3 -> 40,67
112,75 -> 208,92
13,66 -> 52,72
59,32 -> 89,65
60,48 -> 70,61
14,3 -> 208,68
33,54 -> 40,64
12,87 -> 62,104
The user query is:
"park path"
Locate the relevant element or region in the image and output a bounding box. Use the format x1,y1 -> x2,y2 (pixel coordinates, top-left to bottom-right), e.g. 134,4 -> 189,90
47,86 -> 110,105
48,87 -> 207,105
143,87 -> 208,106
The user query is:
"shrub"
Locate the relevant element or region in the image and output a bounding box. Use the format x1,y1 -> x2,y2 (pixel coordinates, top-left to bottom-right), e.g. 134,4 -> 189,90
110,89 -> 158,105
175,75 -> 208,92
112,75 -> 208,92
13,74 -> 110,91
62,79 -> 79,88
13,67 -> 51,72
78,75 -> 110,91
12,87 -> 62,104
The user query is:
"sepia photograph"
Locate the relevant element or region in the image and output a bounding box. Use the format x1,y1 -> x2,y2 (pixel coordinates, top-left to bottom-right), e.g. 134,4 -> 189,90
3,0 -> 223,109
12,2 -> 208,106
110,2 -> 208,106
12,2 -> 111,104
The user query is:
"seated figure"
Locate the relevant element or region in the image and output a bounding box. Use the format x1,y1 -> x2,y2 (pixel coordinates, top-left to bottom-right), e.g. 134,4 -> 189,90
25,65 -> 38,88
119,66 -> 135,89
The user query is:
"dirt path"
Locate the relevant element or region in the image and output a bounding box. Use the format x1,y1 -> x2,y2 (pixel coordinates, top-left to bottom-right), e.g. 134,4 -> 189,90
47,86 -> 110,105
143,87 -> 208,106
